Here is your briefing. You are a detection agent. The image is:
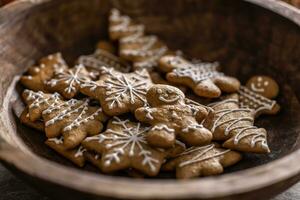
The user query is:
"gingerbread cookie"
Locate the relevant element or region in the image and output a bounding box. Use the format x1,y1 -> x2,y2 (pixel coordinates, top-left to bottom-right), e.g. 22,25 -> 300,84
203,94 -> 270,153
46,136 -> 86,167
77,48 -> 131,74
109,9 -> 168,71
135,84 -> 212,148
45,64 -> 91,99
159,55 -> 240,98
20,53 -> 67,92
22,89 -> 62,122
20,108 -> 44,132
42,98 -> 107,149
80,66 -> 152,116
239,86 -> 280,117
150,71 -> 187,93
162,143 -> 241,179
245,75 -> 279,99
22,90 -> 108,149
82,117 -> 167,176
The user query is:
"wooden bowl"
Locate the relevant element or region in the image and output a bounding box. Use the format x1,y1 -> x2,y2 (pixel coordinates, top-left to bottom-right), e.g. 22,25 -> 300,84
1,0 -> 300,199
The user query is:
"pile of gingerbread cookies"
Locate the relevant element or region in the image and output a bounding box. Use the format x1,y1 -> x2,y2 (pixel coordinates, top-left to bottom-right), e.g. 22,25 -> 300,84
18,9 -> 280,179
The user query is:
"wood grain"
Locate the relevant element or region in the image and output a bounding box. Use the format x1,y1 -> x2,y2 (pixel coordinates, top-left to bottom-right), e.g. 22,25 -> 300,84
0,0 -> 300,199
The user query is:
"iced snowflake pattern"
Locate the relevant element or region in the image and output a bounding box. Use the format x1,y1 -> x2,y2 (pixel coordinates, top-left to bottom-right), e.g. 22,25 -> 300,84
87,117 -> 159,172
101,68 -> 149,109
47,64 -> 89,94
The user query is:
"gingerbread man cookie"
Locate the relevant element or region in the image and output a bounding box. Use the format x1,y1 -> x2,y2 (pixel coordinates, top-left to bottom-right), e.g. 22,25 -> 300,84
20,53 -> 67,92
82,117 -> 167,176
159,55 -> 240,98
163,143 -> 241,179
80,66 -> 153,116
46,136 -> 86,167
245,75 -> 279,99
238,86 -> 280,117
45,64 -> 91,99
203,94 -> 270,153
135,84 -> 212,148
109,9 -> 168,71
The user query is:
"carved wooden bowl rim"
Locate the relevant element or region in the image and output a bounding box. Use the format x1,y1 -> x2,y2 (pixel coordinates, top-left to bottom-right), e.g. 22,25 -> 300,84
0,0 -> 299,199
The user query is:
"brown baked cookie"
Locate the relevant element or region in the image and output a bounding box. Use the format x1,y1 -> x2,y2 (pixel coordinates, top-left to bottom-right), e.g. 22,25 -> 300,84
20,108 -> 44,132
80,66 -> 153,116
22,89 -> 62,122
162,143 -> 241,179
109,9 -> 168,71
46,136 -> 86,167
20,53 -> 67,92
82,117 -> 167,176
245,75 -> 279,99
203,94 -> 270,153
77,48 -> 131,74
135,84 -> 212,148
238,86 -> 280,118
159,55 -> 240,98
150,71 -> 187,93
45,64 -> 91,99
42,98 -> 108,149
83,151 -> 102,170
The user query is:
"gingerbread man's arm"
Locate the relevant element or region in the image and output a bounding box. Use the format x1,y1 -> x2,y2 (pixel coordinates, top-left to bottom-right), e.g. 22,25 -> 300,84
194,105 -> 212,123
135,106 -> 157,123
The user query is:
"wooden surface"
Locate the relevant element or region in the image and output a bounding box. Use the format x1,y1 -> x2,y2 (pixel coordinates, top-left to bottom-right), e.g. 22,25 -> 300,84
0,163 -> 298,200
1,0 -> 300,199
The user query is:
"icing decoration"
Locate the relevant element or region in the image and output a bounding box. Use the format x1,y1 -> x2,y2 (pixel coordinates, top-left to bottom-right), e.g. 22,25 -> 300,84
85,117 -> 160,172
109,9 -> 168,70
151,124 -> 175,133
24,90 -> 61,110
46,64 -> 90,95
178,144 -> 230,167
77,49 -> 131,73
169,56 -> 222,83
238,86 -> 276,115
208,99 -> 268,150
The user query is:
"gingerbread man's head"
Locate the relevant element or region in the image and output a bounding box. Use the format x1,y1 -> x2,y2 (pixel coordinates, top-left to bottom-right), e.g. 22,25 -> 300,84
146,84 -> 185,107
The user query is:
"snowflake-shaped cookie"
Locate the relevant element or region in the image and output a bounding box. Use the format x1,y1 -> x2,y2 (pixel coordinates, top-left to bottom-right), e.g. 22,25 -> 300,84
46,64 -> 91,99
163,143 -> 241,179
159,55 -> 240,98
80,66 -> 153,116
82,117 -> 166,176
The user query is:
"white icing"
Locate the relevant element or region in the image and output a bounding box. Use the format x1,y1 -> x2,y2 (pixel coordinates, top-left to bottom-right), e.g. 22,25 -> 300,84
25,90 -> 61,110
151,124 -> 175,133
109,9 -> 167,69
74,146 -> 86,158
181,124 -> 204,133
48,136 -> 63,144
250,83 -> 265,92
238,86 -> 276,115
90,117 -> 159,172
170,57 -> 222,83
43,99 -> 103,132
178,144 -> 230,168
77,49 -> 131,73
101,67 -> 148,109
158,94 -> 181,103
46,64 -> 89,94
209,98 -> 268,149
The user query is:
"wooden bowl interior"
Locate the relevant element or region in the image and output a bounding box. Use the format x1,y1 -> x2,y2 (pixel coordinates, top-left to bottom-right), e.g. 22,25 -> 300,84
5,0 -> 300,178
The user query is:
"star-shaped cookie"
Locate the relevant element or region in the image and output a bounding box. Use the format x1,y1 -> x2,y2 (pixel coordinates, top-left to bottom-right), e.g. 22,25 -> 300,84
80,66 -> 153,116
